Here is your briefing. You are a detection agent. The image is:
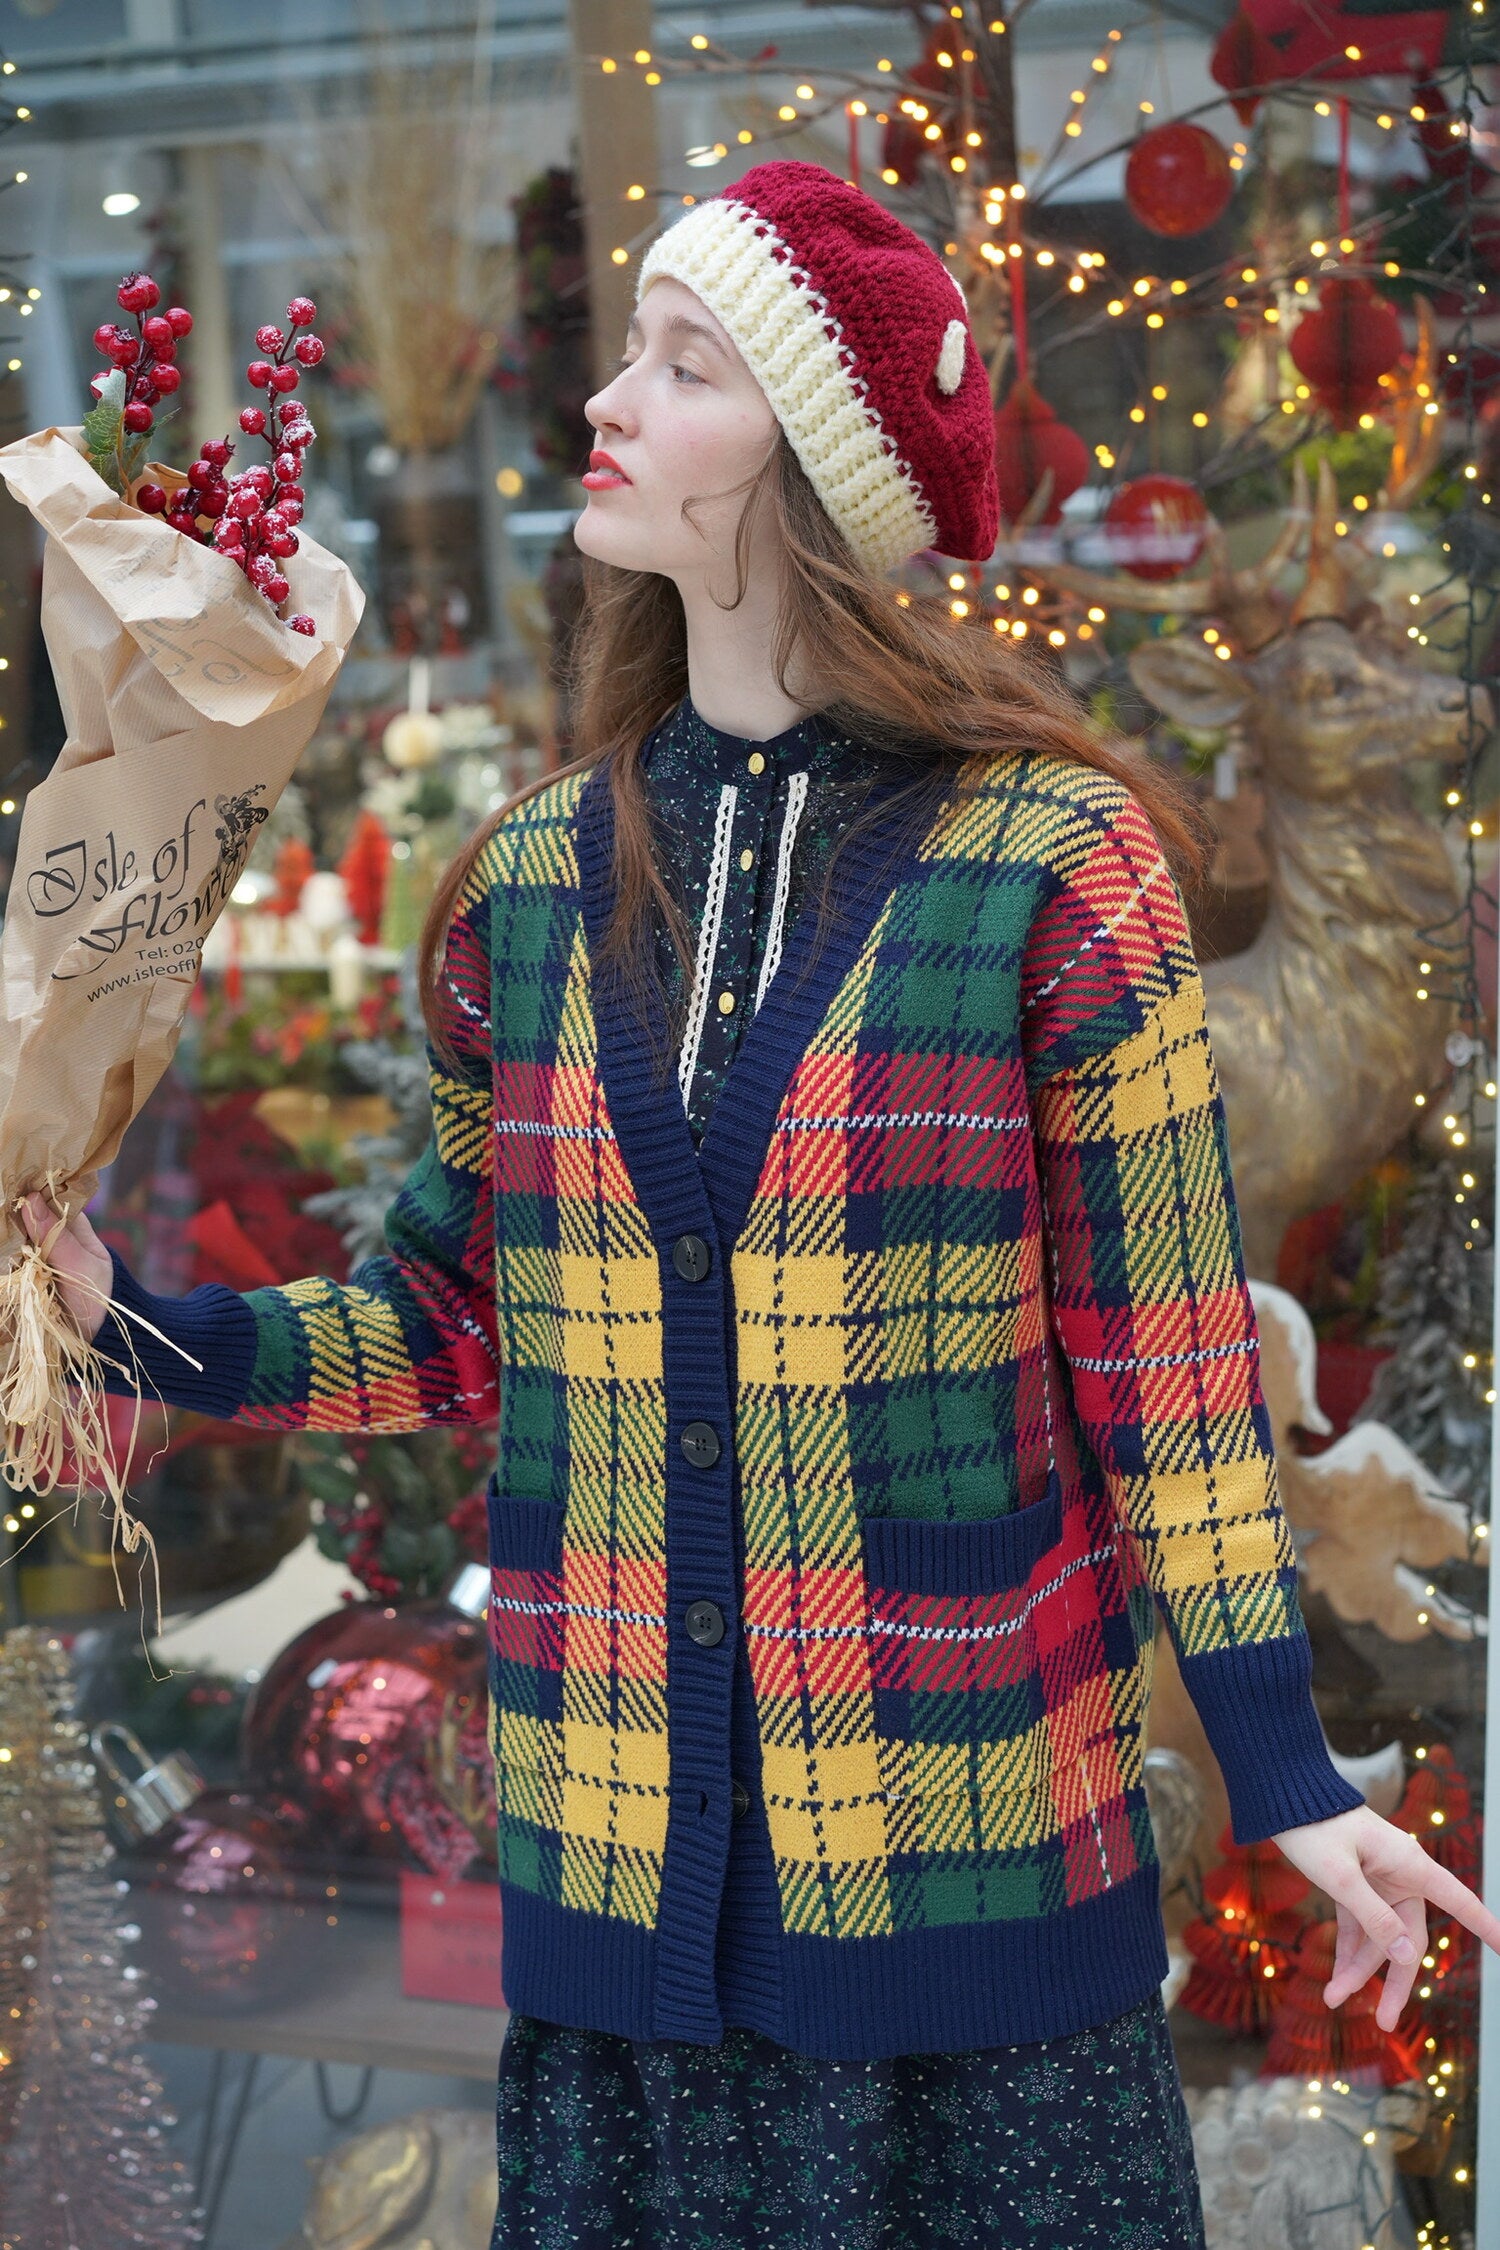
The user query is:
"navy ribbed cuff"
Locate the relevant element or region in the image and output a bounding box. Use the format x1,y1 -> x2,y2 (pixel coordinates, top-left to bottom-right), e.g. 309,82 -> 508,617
1179,1631 -> 1366,1844
95,1245 -> 259,1419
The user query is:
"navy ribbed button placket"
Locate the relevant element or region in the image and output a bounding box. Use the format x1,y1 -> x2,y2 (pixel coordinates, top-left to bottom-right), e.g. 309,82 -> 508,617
578,775 -> 745,2046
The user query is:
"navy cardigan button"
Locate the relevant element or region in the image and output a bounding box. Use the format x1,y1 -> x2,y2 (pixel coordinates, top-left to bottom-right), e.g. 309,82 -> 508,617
680,1421 -> 721,1468
731,1779 -> 751,1818
672,1233 -> 712,1282
685,1599 -> 727,1648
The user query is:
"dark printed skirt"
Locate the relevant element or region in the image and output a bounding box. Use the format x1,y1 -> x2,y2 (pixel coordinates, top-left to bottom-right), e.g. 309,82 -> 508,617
491,1993 -> 1207,2250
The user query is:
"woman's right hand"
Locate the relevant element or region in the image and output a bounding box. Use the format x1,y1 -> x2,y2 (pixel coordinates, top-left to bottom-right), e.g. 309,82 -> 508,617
18,1191 -> 114,1342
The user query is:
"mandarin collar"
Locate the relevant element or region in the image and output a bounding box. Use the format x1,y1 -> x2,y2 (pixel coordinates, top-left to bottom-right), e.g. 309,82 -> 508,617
651,693 -> 831,785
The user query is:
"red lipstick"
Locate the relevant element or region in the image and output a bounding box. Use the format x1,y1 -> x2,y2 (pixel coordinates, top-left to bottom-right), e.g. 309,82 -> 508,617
583,449 -> 632,490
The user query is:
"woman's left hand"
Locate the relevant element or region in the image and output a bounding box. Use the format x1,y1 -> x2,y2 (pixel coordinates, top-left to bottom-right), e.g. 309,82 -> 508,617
1271,1803 -> 1500,2030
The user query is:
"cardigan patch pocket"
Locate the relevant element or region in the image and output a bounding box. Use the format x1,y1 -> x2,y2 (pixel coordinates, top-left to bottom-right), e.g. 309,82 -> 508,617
860,1472 -> 1065,1808
486,1475 -> 566,1788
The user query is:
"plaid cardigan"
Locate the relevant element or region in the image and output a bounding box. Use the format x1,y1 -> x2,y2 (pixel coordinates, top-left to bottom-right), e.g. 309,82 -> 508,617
103,746 -> 1362,2059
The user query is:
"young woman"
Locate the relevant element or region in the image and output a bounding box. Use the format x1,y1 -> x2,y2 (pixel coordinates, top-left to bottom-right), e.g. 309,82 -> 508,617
28,161 -> 1500,2249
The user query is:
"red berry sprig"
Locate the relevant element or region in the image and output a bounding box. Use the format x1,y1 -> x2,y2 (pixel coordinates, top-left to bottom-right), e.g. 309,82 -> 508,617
88,271 -> 192,435
132,291 -> 325,638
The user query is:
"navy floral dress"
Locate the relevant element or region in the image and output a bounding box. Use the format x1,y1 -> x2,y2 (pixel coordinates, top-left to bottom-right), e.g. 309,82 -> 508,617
491,696 -> 1207,2250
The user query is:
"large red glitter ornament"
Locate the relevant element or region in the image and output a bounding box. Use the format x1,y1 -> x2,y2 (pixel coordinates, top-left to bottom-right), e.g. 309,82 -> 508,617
1179,1831 -> 1312,2036
1263,1918 -> 1425,2085
242,1594 -> 489,1868
1124,123 -> 1234,239
1103,474 -> 1211,581
993,379 -> 1090,527
1289,277 -> 1404,428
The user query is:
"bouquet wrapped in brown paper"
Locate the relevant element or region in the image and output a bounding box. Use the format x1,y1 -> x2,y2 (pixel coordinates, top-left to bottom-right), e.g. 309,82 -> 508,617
0,421 -> 364,1579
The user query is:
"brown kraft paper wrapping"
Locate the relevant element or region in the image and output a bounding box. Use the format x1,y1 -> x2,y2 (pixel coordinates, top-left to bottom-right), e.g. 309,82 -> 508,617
0,425 -> 365,1587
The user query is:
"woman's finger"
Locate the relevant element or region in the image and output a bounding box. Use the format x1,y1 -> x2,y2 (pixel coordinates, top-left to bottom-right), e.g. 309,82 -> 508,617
1323,1921 -> 1387,2008
1372,1896 -> 1427,2030
1413,1858 -> 1500,1955
1322,1866 -> 1419,1967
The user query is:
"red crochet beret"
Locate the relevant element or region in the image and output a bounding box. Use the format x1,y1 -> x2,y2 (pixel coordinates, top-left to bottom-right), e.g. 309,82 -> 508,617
637,159 -> 999,572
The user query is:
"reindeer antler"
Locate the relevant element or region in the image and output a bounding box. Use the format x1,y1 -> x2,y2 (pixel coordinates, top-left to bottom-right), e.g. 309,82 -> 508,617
1380,296 -> 1445,512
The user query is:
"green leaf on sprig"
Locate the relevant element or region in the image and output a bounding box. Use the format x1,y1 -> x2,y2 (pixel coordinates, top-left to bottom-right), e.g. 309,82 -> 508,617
120,430 -> 151,488
82,368 -> 127,489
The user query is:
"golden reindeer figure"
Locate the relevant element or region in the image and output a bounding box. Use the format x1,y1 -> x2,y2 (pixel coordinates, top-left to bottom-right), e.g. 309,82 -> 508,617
1049,390 -> 1477,1279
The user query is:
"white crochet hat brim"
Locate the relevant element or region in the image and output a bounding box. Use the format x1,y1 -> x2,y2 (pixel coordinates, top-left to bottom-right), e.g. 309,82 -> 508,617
637,197 -> 940,573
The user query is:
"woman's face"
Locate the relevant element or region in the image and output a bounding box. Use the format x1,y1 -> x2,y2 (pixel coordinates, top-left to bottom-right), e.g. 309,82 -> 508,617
574,276 -> 782,589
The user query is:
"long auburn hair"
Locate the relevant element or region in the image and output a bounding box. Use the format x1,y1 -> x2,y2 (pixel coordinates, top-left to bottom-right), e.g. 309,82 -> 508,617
419,429 -> 1214,1079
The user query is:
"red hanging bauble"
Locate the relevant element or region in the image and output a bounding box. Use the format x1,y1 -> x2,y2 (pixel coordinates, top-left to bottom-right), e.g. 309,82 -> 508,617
993,379 -> 1090,527
1103,474 -> 1211,581
1288,276 -> 1404,429
1211,11 -> 1277,127
1263,1918 -> 1425,2085
1124,123 -> 1234,239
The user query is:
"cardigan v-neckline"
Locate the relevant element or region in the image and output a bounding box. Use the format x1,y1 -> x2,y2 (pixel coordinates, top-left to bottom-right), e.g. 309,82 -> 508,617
573,753 -> 955,1261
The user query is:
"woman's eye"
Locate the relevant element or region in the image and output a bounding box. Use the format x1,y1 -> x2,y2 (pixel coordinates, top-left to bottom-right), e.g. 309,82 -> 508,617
671,363 -> 703,386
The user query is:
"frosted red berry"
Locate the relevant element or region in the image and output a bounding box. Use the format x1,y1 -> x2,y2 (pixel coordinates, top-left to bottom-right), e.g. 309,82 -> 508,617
243,464 -> 274,496
267,530 -> 298,558
238,406 -> 268,435
228,486 -> 263,519
166,507 -> 199,536
187,459 -> 215,488
197,485 -> 229,519
273,450 -> 302,484
246,360 -> 274,389
268,363 -> 299,394
286,298 -> 317,328
263,572 -> 291,604
255,324 -> 286,356
117,273 -> 160,314
135,483 -> 168,514
292,335 -> 325,367
277,496 -> 304,523
122,401 -> 154,433
201,437 -> 233,467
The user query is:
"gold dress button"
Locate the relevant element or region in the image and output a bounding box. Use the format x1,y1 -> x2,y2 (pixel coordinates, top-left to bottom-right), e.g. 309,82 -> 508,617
739,847 -> 754,871
717,991 -> 736,1015
746,751 -> 766,775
